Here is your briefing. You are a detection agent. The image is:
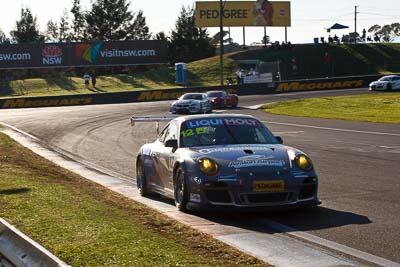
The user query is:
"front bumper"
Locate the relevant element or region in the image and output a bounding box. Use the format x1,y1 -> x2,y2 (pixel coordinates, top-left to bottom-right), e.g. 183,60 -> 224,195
170,105 -> 201,114
186,174 -> 320,211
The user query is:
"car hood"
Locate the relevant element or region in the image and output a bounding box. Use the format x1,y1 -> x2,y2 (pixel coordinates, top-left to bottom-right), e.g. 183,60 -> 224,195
187,144 -> 291,173
371,80 -> 388,85
173,99 -> 200,105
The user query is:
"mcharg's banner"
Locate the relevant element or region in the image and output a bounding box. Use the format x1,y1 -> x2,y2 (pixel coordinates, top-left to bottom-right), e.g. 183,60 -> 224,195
0,40 -> 168,69
195,1 -> 291,27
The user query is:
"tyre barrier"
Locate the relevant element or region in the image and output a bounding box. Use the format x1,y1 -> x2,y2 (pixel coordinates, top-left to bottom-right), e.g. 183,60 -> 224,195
0,218 -> 70,267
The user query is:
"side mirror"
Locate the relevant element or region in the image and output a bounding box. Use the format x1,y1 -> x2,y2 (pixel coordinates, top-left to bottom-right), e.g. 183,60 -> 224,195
275,136 -> 283,144
165,139 -> 178,148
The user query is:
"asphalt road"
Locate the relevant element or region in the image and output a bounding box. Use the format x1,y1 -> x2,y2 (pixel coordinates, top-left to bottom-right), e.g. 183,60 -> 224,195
1,88 -> 399,264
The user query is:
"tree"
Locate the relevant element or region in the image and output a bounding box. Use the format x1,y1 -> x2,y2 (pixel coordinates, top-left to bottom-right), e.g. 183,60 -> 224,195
70,0 -> 88,41
45,20 -> 59,42
10,8 -> 45,43
59,10 -> 71,42
261,35 -> 270,45
169,5 -> 214,63
210,31 -> 231,45
86,0 -> 145,41
155,31 -> 168,41
368,23 -> 400,42
0,28 -> 10,44
131,10 -> 151,40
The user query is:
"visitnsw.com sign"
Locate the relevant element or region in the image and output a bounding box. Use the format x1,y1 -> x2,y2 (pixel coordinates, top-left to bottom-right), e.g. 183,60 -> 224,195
0,40 -> 168,69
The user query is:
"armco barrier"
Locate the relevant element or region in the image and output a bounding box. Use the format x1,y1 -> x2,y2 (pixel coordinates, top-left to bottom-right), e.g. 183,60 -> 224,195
0,218 -> 70,267
0,74 -> 383,109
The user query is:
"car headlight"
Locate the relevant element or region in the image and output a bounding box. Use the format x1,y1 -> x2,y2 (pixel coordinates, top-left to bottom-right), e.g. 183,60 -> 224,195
294,154 -> 313,172
198,158 -> 219,176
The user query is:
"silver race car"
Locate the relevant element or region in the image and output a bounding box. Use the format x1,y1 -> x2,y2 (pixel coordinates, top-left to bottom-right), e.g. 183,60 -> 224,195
170,93 -> 213,114
131,114 -> 320,212
369,75 -> 400,91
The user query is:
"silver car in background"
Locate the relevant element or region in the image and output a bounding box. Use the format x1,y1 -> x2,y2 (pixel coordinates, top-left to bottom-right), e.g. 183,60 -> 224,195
369,75 -> 400,91
170,93 -> 213,114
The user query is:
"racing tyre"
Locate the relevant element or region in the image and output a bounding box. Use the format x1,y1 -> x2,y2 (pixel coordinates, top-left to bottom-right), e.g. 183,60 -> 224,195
136,157 -> 148,196
387,83 -> 392,91
174,166 -> 188,211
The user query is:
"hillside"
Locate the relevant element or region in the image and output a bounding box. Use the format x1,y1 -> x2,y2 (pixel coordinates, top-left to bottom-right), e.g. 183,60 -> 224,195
0,43 -> 399,97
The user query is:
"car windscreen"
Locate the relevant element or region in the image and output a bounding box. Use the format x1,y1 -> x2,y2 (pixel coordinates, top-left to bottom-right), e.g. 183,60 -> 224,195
379,77 -> 392,81
182,94 -> 203,100
180,117 -> 279,147
207,92 -> 224,97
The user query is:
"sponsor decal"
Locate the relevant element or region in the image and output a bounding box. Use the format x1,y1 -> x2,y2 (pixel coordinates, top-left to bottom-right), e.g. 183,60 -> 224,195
199,146 -> 272,154
236,154 -> 275,161
138,91 -> 182,101
75,42 -> 103,64
276,80 -> 364,92
1,98 -> 92,109
42,45 -> 63,65
186,119 -> 224,128
224,118 -> 259,126
185,118 -> 259,129
228,159 -> 285,168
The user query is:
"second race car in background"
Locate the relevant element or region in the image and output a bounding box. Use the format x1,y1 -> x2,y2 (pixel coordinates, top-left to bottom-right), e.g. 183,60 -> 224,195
206,90 -> 239,108
369,75 -> 400,91
170,93 -> 213,114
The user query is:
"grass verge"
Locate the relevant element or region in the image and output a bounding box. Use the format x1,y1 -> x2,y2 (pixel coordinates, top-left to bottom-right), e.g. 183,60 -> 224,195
261,93 -> 400,123
0,132 -> 270,267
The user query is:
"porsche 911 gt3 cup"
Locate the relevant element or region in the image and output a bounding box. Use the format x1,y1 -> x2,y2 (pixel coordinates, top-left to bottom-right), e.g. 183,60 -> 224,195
131,114 -> 320,212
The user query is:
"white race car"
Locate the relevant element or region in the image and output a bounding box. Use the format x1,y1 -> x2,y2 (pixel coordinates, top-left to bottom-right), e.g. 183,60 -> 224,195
369,75 -> 400,91
170,93 -> 213,114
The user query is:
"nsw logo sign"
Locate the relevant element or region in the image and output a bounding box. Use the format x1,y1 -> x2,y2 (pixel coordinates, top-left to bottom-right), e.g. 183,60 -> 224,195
42,45 -> 63,65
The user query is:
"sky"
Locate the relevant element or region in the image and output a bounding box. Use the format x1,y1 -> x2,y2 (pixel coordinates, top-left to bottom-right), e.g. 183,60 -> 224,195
1,0 -> 399,44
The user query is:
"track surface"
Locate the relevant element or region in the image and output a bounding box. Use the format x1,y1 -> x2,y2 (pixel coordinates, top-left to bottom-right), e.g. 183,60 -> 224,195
1,88 -> 399,263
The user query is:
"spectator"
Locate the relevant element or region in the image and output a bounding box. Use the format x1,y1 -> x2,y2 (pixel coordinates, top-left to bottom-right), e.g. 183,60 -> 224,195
333,34 -> 339,44
248,68 -> 257,76
235,68 -> 244,84
320,37 -> 325,44
328,35 -> 334,44
324,52 -> 332,77
83,72 -> 90,88
291,56 -> 298,75
91,72 -> 97,88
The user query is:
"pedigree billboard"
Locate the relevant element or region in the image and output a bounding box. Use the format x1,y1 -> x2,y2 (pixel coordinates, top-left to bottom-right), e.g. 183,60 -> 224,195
0,40 -> 167,69
195,1 -> 291,27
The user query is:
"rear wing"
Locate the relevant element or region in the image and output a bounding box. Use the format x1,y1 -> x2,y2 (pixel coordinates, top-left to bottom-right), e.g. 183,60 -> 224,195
130,115 -> 179,134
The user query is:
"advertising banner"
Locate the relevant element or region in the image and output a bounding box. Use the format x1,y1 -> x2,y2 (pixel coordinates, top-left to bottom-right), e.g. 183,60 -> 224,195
0,40 -> 168,69
195,1 -> 291,27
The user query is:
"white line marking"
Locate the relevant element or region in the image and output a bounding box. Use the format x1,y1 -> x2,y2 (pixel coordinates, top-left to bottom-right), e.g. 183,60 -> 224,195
263,219 -> 400,267
261,120 -> 400,136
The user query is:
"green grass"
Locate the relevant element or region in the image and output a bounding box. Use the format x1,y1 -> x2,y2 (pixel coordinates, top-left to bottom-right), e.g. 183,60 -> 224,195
0,132 -> 270,267
261,93 -> 400,123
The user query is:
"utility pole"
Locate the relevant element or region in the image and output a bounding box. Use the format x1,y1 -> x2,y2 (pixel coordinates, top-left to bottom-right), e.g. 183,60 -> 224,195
354,5 -> 358,44
219,0 -> 224,86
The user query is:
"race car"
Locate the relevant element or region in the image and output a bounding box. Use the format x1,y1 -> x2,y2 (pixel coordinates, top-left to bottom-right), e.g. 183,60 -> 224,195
206,90 -> 239,108
131,114 -> 320,212
369,75 -> 400,91
170,93 -> 213,114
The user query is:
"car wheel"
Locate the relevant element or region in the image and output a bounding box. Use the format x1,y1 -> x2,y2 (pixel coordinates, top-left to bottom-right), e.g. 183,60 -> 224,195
174,166 -> 188,211
387,83 -> 392,91
136,157 -> 148,196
